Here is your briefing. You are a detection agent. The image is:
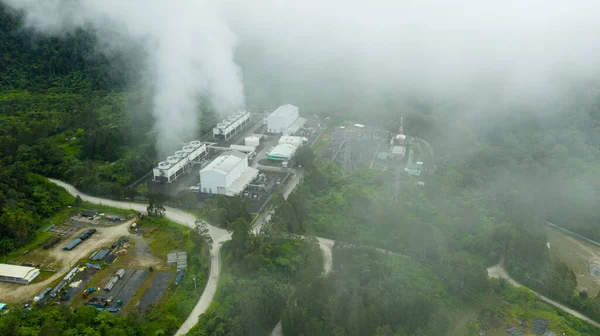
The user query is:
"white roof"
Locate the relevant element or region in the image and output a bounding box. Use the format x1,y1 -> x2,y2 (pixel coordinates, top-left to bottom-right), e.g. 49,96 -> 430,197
270,104 -> 298,117
268,143 -> 297,159
285,117 -> 307,134
279,136 -> 304,146
230,144 -> 255,152
0,263 -> 39,279
391,146 -> 406,155
201,151 -> 246,175
227,167 -> 259,195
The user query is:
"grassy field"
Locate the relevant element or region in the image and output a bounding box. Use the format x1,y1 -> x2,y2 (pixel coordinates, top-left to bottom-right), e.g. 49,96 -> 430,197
546,226 -> 600,296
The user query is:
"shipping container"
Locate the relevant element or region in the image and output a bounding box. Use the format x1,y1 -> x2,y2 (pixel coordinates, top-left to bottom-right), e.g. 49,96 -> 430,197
43,237 -> 61,250
115,269 -> 125,279
63,238 -> 82,251
174,269 -> 185,286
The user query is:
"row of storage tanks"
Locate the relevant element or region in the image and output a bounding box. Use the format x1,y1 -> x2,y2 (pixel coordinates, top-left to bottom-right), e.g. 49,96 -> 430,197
213,111 -> 251,136
104,268 -> 126,291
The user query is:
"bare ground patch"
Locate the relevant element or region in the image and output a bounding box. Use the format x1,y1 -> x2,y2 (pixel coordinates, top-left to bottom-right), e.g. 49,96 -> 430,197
546,226 -> 600,296
0,218 -> 135,303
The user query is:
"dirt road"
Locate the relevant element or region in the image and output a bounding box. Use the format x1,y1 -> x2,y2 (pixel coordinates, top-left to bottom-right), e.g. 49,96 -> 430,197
317,237 -> 334,274
47,179 -> 231,336
487,263 -> 600,329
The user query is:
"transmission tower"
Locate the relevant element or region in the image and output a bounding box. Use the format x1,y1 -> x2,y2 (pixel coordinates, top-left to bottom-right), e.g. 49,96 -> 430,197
393,165 -> 402,202
342,129 -> 353,175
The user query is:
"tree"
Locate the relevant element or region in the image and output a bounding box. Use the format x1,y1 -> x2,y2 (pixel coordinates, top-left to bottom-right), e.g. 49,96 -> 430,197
75,195 -> 83,207
193,219 -> 213,248
295,145 -> 314,168
147,193 -> 166,218
229,217 -> 251,260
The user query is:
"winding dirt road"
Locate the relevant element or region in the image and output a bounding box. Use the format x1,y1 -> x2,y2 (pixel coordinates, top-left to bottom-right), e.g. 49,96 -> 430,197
50,177 -> 600,334
47,179 -> 231,336
487,263 -> 600,329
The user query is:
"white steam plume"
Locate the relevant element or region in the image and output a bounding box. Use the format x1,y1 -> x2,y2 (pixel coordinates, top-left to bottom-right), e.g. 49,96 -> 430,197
2,0 -> 244,157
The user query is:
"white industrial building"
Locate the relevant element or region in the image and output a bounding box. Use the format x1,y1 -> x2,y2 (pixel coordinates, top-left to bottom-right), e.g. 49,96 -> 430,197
153,141 -> 207,183
200,151 -> 259,196
266,104 -> 306,134
245,135 -> 261,147
267,143 -> 298,161
0,264 -> 40,284
279,135 -> 307,147
213,111 -> 251,140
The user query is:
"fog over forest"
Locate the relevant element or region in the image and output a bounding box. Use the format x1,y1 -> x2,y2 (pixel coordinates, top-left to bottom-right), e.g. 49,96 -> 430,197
3,1 -> 600,335
5,0 -> 600,153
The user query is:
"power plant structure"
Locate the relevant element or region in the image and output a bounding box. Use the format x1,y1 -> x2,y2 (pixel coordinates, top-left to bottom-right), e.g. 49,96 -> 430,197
265,104 -> 306,135
212,111 -> 252,141
153,141 -> 208,184
199,151 -> 259,196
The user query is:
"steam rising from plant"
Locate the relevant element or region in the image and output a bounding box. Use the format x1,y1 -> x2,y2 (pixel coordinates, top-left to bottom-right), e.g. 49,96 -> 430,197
5,0 -> 600,155
2,0 -> 244,157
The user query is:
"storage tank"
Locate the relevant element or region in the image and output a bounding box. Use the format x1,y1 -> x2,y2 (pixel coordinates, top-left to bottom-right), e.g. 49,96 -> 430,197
189,141 -> 202,147
175,150 -> 187,157
182,146 -> 194,153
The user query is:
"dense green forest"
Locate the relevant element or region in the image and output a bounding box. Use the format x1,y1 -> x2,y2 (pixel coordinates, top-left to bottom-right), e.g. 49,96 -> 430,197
0,4 -> 222,254
266,98 -> 600,328
283,245 -> 453,336
3,1 -> 600,334
188,226 -> 322,335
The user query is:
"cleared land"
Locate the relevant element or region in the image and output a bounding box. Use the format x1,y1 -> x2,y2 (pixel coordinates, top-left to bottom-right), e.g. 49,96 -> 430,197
0,217 -> 135,302
546,226 -> 600,296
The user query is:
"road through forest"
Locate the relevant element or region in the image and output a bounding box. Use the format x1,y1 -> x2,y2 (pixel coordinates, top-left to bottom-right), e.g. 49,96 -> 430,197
48,179 -> 231,336
49,176 -> 600,334
487,262 -> 600,329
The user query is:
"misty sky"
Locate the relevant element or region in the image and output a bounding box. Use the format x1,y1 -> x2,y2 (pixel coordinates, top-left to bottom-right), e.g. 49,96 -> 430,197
4,0 -> 600,155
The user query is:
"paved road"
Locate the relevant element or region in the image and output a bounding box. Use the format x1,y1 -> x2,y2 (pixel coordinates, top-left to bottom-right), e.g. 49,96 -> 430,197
488,263 -> 600,329
47,179 -> 231,336
252,169 -> 303,233
50,179 -> 600,333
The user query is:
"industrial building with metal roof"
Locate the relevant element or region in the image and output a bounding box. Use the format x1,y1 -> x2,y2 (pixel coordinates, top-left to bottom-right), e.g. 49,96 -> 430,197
266,104 -> 306,134
268,143 -> 298,161
199,151 -> 259,196
0,264 -> 40,284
